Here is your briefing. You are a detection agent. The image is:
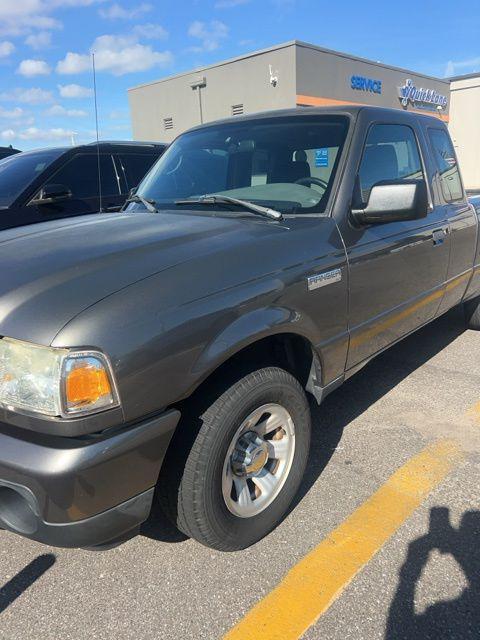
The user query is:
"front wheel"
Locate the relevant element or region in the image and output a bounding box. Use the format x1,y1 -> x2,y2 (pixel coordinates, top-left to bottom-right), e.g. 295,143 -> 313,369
160,367 -> 311,551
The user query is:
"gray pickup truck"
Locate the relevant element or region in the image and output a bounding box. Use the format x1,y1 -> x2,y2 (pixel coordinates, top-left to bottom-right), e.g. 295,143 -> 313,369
0,106 -> 479,552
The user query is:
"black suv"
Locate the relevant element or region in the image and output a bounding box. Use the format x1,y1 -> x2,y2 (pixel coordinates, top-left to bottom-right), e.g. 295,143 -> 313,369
0,141 -> 166,231
0,146 -> 20,161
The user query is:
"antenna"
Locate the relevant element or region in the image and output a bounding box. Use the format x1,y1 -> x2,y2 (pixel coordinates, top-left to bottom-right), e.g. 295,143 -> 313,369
92,52 -> 103,213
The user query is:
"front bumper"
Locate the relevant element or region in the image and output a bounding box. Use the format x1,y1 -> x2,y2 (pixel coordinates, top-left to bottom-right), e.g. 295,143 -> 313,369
0,409 -> 180,548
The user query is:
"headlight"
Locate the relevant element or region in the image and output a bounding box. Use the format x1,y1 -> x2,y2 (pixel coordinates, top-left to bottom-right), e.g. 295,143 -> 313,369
0,337 -> 119,418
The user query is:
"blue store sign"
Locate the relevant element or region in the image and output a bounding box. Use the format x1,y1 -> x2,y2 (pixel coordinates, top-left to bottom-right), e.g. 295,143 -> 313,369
351,75 -> 382,94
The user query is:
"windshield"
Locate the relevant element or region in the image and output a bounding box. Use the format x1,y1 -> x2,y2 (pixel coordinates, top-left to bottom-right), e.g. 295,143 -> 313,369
136,115 -> 349,215
0,150 -> 62,207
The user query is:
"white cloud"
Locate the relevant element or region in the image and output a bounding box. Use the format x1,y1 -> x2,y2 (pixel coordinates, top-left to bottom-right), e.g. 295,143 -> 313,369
15,126 -> 76,141
0,106 -> 25,119
133,23 -> 168,40
0,1 -> 61,38
44,103 -> 88,117
0,106 -> 34,128
17,58 -> 52,77
48,0 -> 106,6
99,2 -> 152,19
57,34 -> 173,76
1,129 -> 16,141
188,20 -> 228,52
0,0 -> 105,37
25,31 -> 52,50
0,123 -> 79,143
215,0 -> 250,7
0,41 -> 15,58
445,56 -> 480,78
0,87 -> 54,104
58,83 -> 93,98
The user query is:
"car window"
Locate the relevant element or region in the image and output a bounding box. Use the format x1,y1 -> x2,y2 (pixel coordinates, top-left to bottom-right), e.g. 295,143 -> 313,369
117,153 -> 159,191
358,124 -> 424,204
136,116 -> 349,215
46,154 -> 119,199
0,150 -> 61,207
428,128 -> 464,202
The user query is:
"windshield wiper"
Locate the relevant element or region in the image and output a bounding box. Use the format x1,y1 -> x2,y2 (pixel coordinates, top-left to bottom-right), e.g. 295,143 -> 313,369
174,194 -> 283,221
123,193 -> 158,213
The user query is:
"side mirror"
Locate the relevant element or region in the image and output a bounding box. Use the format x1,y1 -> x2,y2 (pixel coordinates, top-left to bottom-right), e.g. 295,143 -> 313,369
31,184 -> 72,206
351,180 -> 428,225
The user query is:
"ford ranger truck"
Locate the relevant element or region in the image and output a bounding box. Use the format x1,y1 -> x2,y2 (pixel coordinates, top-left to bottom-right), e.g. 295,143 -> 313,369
0,106 -> 478,551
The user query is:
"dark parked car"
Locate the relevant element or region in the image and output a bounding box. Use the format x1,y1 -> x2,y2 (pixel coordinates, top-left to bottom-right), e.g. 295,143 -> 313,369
0,106 -> 479,552
0,146 -> 21,161
0,141 -> 166,231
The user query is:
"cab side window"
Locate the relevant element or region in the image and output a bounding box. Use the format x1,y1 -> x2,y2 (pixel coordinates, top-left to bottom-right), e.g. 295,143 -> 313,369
48,154 -> 119,199
358,124 -> 424,204
428,129 -> 464,202
117,154 -> 159,192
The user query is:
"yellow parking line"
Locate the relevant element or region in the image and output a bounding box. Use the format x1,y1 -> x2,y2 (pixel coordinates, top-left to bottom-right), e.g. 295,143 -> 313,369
466,401 -> 480,423
223,439 -> 463,640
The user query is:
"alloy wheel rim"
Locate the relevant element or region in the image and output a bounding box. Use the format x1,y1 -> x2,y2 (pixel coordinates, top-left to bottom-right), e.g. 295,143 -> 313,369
222,403 -> 296,518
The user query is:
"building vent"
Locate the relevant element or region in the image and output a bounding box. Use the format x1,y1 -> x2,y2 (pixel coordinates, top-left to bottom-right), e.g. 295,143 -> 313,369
164,117 -> 173,130
231,104 -> 244,116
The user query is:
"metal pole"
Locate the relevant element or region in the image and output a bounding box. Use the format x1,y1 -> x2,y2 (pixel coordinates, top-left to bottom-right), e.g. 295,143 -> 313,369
92,52 -> 103,213
197,87 -> 204,124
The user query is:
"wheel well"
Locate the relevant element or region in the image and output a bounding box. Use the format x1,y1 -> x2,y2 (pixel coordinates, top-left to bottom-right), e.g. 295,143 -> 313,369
186,333 -> 318,408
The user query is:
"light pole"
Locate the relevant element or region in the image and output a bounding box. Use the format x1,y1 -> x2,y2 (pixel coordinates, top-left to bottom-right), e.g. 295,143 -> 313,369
190,76 -> 207,125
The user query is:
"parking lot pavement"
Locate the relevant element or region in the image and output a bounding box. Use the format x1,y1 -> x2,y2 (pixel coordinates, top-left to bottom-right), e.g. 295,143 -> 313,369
0,306 -> 478,640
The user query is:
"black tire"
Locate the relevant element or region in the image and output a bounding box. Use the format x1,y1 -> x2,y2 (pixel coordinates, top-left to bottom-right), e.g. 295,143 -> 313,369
158,367 -> 311,551
464,296 -> 480,330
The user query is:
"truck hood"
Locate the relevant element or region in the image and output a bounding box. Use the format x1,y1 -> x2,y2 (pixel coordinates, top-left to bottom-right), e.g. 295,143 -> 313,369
0,211 -> 287,345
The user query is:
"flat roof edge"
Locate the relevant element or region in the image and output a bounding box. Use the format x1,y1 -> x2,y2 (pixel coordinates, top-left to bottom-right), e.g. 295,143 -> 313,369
293,41 -> 450,84
449,71 -> 480,81
128,39 -> 450,94
128,41 -> 298,92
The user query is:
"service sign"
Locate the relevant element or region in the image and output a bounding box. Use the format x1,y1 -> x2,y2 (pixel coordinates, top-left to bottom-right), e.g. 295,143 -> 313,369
351,75 -> 382,94
398,78 -> 448,111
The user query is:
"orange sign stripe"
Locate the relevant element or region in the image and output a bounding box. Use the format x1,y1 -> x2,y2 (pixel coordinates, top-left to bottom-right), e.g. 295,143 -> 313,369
296,94 -> 450,122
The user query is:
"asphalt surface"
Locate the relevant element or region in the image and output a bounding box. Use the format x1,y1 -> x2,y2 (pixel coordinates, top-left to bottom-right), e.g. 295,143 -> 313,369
0,306 -> 478,640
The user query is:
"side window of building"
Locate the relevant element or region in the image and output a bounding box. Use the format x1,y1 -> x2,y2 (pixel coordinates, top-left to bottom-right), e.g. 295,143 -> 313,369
118,154 -> 158,191
358,124 -> 424,204
48,154 -> 119,199
428,128 -> 464,202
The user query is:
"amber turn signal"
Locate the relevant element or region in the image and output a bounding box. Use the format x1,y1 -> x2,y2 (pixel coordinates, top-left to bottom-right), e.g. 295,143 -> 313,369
65,361 -> 112,407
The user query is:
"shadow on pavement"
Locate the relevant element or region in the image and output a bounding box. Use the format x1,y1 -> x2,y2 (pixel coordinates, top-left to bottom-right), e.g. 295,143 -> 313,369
0,553 -> 56,614
141,495 -> 188,543
386,507 -> 480,639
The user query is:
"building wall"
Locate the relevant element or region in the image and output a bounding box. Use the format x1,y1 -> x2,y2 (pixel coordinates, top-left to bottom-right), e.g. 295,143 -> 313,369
449,76 -> 480,192
128,44 -> 297,143
295,42 -> 450,120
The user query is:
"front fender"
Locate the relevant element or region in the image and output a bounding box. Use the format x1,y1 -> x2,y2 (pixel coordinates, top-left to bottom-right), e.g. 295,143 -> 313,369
192,305 -> 319,378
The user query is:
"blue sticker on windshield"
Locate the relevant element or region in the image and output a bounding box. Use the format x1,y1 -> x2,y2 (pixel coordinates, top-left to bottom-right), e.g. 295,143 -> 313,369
315,148 -> 328,167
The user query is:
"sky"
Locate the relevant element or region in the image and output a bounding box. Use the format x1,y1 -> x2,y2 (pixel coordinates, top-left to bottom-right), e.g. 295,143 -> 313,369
0,0 -> 479,151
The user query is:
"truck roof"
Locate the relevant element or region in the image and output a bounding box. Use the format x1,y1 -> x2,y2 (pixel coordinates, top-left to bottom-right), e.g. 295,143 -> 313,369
187,105 -> 447,133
